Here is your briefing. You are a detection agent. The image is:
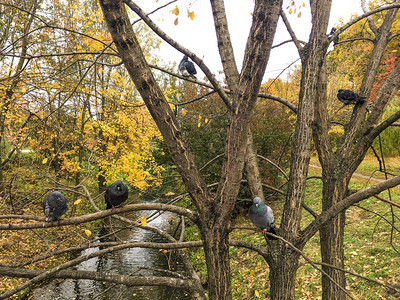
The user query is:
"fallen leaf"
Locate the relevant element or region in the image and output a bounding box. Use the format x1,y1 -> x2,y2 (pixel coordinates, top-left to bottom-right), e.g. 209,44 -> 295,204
82,229 -> 92,237
138,216 -> 147,226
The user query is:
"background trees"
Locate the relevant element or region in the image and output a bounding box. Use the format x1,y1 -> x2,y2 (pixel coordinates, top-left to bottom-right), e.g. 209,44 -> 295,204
0,0 -> 399,299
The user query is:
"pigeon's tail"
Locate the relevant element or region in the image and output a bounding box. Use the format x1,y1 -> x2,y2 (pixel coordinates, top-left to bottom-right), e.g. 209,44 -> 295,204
357,96 -> 367,103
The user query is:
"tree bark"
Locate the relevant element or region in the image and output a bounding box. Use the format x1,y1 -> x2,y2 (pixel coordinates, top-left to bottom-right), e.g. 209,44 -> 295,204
267,245 -> 300,299
210,0 -> 265,200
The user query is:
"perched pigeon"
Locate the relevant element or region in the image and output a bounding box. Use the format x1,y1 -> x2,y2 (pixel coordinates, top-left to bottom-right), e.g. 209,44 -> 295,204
43,191 -> 69,221
105,180 -> 128,210
328,27 -> 339,45
248,197 -> 277,240
337,89 -> 366,105
178,55 -> 197,79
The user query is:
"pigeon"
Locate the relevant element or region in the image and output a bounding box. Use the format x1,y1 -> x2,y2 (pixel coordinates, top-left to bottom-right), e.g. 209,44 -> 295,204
43,191 -> 69,221
328,27 -> 339,45
105,180 -> 129,210
178,55 -> 197,79
337,89 -> 366,105
248,197 -> 277,240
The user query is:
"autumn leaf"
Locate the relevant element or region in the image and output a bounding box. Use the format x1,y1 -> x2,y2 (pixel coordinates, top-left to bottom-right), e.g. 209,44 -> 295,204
82,229 -> 92,237
165,191 -> 175,196
182,109 -> 187,116
187,10 -> 195,20
174,18 -> 179,26
255,290 -> 260,298
298,11 -> 302,18
289,8 -> 292,14
42,158 -> 48,164
138,216 -> 147,226
171,5 -> 179,15
74,199 -> 82,205
159,249 -> 168,254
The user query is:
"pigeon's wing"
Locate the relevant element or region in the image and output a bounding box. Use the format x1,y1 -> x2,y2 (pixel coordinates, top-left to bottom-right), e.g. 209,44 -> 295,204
43,198 -> 52,218
265,206 -> 275,229
185,61 -> 197,75
341,90 -> 358,100
178,59 -> 185,71
105,186 -> 112,209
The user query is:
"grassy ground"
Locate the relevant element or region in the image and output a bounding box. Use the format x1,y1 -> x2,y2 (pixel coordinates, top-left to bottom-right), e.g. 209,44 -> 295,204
225,155 -> 400,299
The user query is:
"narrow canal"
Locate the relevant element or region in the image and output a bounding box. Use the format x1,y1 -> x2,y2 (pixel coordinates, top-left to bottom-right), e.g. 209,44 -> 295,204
33,199 -> 192,300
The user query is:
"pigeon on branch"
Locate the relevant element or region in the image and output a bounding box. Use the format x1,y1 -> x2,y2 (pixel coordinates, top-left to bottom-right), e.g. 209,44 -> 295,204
337,89 -> 366,105
43,191 -> 69,221
334,89 -> 370,116
105,180 -> 129,210
248,197 -> 277,240
178,55 -> 197,79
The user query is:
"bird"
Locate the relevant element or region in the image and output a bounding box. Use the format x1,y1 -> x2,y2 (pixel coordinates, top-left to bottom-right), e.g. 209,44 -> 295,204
43,191 -> 69,222
178,55 -> 197,79
337,89 -> 366,105
105,180 -> 129,210
334,89 -> 370,117
328,27 -> 339,45
248,197 -> 277,240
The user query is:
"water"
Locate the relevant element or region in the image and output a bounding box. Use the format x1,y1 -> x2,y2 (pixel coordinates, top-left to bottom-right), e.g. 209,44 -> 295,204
34,202 -> 192,300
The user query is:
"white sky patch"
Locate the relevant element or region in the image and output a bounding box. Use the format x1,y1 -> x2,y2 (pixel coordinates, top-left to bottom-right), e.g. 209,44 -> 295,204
134,0 -> 363,80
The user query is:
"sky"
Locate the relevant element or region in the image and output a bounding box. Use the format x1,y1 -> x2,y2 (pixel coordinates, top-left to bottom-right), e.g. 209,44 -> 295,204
134,0 -> 364,80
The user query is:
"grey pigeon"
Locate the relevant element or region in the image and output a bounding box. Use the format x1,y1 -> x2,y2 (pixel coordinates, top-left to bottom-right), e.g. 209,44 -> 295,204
105,180 -> 128,210
248,197 -> 277,240
328,27 -> 339,45
337,89 -> 366,105
178,55 -> 197,79
43,191 -> 69,221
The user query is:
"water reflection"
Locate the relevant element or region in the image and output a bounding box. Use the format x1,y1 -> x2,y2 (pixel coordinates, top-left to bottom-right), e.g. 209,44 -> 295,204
34,202 -> 191,300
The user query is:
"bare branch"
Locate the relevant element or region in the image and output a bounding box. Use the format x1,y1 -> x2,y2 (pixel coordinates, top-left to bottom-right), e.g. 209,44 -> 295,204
301,175 -> 400,244
361,0 -> 379,34
0,203 -> 198,230
280,9 -> 303,52
335,3 -> 400,38
257,154 -> 289,181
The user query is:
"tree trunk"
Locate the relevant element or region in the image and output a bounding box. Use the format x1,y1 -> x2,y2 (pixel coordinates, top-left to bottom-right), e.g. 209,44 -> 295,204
202,227 -> 232,299
319,175 -> 347,299
245,130 -> 264,199
267,246 -> 300,299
